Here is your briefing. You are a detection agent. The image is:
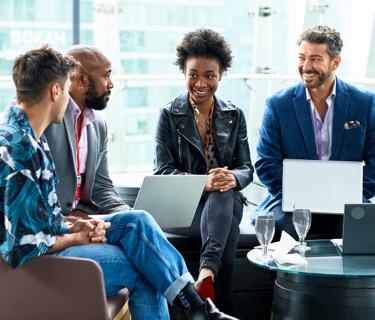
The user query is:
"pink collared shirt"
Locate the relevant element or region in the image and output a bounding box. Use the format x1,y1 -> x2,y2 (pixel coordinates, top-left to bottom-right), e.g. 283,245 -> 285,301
306,80 -> 336,160
67,97 -> 96,200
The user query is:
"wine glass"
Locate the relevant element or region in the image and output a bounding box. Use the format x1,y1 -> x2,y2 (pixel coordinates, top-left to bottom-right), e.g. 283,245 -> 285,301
292,203 -> 312,252
255,212 -> 275,263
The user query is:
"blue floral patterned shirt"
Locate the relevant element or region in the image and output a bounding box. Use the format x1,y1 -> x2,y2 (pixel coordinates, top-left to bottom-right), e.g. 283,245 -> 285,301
0,105 -> 68,268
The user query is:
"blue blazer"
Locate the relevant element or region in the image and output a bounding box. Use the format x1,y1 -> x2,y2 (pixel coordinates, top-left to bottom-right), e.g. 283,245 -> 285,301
252,77 -> 375,220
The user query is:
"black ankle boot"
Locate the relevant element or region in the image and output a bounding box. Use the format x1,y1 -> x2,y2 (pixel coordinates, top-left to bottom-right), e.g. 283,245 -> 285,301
199,298 -> 239,320
174,283 -> 206,311
174,283 -> 240,320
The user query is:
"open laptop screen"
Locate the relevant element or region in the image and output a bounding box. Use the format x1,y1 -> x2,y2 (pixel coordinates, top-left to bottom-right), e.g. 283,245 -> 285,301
282,159 -> 363,214
340,203 -> 375,255
133,175 -> 207,228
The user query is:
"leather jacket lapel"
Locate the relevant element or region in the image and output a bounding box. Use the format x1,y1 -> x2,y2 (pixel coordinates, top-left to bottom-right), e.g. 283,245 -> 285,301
171,92 -> 239,167
177,116 -> 204,156
172,93 -> 205,155
213,108 -> 235,165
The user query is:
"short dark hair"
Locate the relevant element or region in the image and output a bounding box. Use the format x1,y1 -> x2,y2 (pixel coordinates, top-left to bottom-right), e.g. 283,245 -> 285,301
174,28 -> 233,73
12,44 -> 79,105
297,25 -> 343,58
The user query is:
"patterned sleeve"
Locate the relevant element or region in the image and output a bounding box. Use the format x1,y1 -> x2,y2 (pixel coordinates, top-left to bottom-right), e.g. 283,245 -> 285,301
0,130 -> 68,268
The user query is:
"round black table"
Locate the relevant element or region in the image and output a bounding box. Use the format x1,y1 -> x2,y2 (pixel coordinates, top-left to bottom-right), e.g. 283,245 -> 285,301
247,240 -> 375,320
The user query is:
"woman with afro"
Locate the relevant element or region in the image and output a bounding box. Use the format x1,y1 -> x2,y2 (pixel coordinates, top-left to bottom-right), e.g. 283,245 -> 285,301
154,28 -> 253,316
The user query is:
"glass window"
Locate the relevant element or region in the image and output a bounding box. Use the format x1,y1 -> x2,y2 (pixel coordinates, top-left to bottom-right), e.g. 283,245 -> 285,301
1,0 -> 375,176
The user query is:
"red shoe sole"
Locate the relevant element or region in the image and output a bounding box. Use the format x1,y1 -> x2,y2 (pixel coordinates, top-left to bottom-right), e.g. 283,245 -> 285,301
196,276 -> 215,301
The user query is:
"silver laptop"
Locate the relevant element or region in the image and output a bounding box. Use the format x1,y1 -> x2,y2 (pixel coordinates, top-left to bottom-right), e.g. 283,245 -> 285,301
338,203 -> 375,255
282,159 -> 363,214
133,175 -> 207,228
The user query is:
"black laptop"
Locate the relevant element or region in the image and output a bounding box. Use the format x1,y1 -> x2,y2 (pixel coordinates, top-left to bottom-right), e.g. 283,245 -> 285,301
338,203 -> 375,255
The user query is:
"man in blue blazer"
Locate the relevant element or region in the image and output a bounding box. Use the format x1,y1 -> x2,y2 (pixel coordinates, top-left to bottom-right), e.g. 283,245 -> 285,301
253,25 -> 375,241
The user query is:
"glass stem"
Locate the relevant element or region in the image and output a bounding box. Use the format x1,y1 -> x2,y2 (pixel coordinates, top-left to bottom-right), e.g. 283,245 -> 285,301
262,245 -> 268,257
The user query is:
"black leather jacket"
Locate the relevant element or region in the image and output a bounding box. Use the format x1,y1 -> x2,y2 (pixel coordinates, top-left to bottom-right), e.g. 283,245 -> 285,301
153,92 -> 254,191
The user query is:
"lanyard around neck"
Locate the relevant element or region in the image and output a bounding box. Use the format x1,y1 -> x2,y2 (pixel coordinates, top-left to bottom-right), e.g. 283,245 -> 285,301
75,113 -> 84,200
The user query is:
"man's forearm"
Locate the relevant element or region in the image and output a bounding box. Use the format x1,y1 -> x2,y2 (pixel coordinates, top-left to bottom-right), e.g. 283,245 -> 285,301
70,209 -> 92,220
46,233 -> 79,253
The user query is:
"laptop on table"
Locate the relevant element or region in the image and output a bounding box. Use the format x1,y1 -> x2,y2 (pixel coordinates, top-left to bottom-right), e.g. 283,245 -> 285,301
337,203 -> 375,255
282,159 -> 363,214
133,175 -> 207,228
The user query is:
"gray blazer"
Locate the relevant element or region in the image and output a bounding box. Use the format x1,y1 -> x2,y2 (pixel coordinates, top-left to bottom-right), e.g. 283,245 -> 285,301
44,106 -> 130,215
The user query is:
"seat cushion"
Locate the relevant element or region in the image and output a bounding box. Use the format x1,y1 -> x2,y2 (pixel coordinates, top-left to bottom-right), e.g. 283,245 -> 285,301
107,288 -> 129,319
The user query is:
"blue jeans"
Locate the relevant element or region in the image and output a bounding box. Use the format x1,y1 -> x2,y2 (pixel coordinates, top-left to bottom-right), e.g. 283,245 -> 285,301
53,210 -> 194,320
165,189 -> 243,314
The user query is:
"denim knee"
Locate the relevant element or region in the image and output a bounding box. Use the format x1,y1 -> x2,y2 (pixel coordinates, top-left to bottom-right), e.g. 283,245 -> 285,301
103,210 -> 161,232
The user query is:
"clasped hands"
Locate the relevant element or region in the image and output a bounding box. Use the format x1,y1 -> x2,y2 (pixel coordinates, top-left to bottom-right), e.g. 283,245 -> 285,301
205,166 -> 238,192
63,215 -> 111,245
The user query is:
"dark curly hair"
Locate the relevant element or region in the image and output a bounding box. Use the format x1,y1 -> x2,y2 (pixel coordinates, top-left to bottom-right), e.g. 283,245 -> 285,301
297,25 -> 343,58
174,28 -> 233,74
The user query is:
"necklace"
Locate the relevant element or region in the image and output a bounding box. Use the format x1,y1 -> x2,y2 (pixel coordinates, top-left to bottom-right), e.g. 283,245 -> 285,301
189,96 -> 215,154
196,117 -> 211,132
190,98 -> 211,132
197,121 -> 206,132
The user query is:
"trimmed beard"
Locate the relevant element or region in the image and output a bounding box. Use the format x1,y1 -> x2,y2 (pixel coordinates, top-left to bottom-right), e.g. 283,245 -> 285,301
84,75 -> 110,111
300,64 -> 332,89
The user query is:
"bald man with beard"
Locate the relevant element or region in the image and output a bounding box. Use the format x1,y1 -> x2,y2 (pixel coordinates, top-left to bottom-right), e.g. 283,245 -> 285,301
44,45 -> 129,218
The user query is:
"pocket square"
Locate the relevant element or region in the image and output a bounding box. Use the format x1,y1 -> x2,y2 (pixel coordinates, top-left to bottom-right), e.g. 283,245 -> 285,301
344,120 -> 361,130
